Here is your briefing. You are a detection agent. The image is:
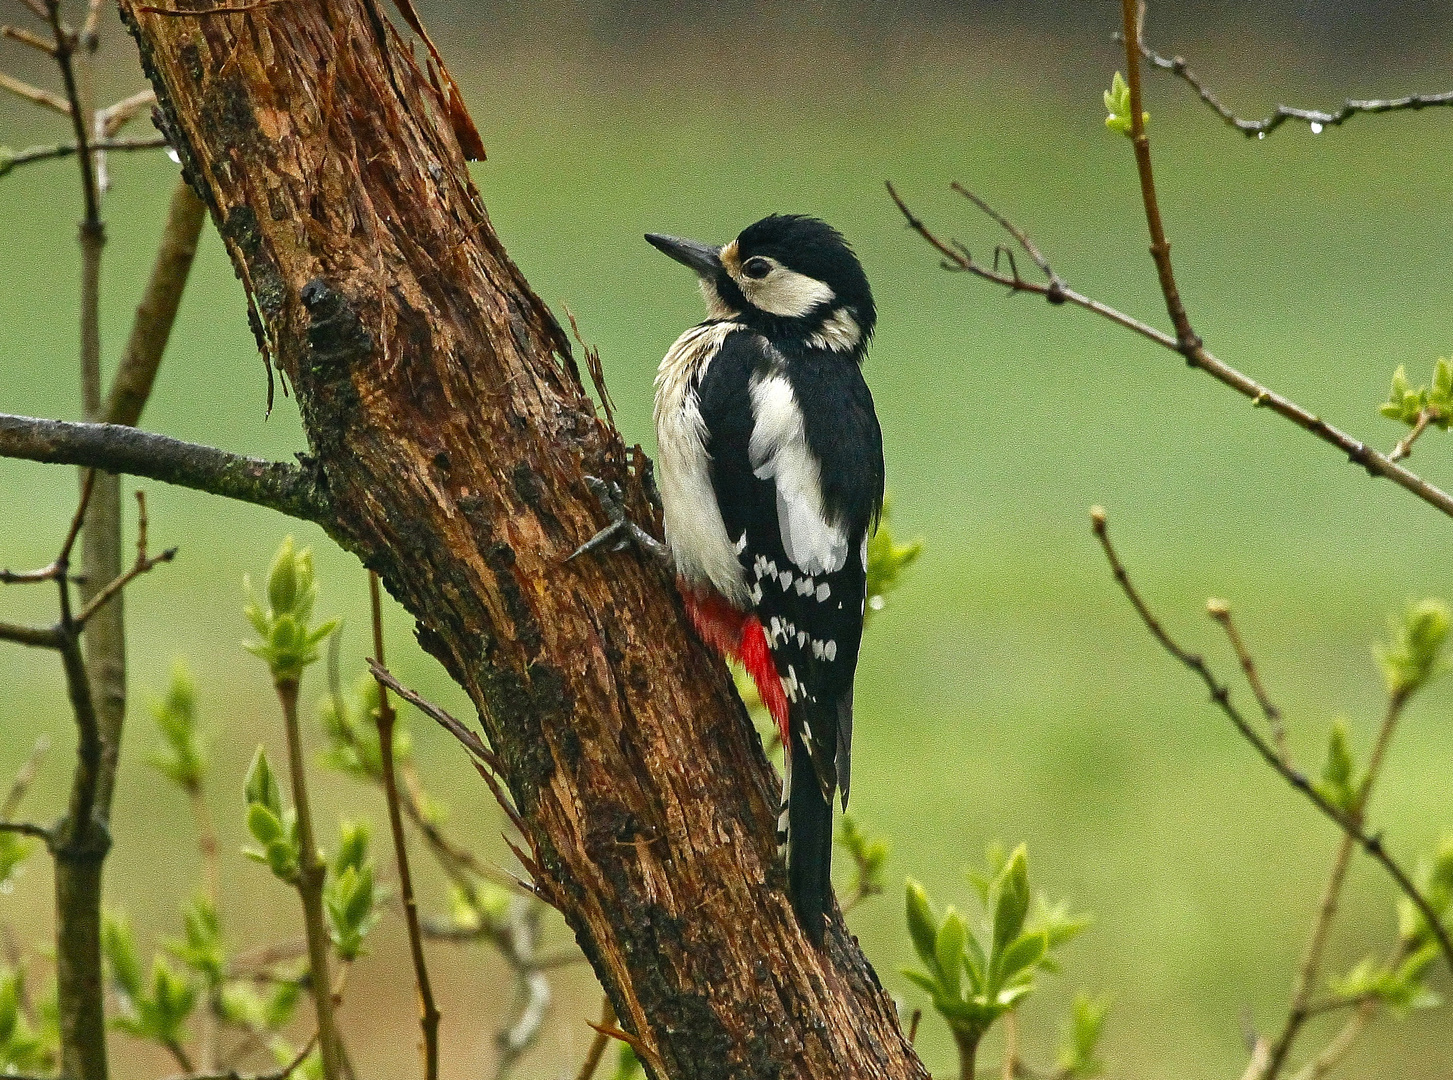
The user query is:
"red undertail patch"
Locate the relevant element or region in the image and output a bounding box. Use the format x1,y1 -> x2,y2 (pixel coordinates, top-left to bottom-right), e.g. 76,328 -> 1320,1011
681,582 -> 789,745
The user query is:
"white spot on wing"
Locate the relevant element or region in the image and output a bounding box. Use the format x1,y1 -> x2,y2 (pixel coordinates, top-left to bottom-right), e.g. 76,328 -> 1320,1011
816,582 -> 830,602
824,640 -> 837,661
748,373 -> 850,576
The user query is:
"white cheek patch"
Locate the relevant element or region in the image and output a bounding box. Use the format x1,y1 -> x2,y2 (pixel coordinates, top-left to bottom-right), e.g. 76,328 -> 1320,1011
748,373 -> 850,576
737,262 -> 835,318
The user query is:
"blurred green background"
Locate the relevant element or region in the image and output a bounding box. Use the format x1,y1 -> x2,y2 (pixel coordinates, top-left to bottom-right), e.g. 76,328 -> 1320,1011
2,2 -> 1452,1077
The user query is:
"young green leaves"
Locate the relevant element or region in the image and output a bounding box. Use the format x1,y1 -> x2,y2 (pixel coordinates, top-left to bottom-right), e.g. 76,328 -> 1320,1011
0,968 -> 55,1074
149,661 -> 208,792
1380,359 -> 1452,430
1313,719 -> 1361,816
1375,599 -> 1451,700
319,674 -> 412,784
243,747 -> 301,884
1103,72 -> 1148,137
1055,993 -> 1110,1079
865,499 -> 923,619
836,814 -> 890,906
324,821 -> 379,961
244,537 -> 340,685
103,912 -> 197,1052
903,844 -> 1090,1054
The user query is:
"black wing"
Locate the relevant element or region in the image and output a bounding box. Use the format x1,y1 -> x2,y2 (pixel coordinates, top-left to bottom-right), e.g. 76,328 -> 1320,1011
695,329 -> 883,804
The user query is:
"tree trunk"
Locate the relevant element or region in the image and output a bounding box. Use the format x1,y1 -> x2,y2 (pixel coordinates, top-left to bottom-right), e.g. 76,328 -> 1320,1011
118,3 -> 926,1076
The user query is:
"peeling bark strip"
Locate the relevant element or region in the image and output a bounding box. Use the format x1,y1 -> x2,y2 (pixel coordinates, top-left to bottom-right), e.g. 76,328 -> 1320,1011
117,3 -> 927,1076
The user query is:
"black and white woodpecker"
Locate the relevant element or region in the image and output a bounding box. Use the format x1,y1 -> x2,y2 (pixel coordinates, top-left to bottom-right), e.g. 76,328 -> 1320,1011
645,214 -> 884,944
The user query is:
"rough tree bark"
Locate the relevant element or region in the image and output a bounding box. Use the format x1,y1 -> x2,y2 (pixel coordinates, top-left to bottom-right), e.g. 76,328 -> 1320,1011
116,2 -> 927,1077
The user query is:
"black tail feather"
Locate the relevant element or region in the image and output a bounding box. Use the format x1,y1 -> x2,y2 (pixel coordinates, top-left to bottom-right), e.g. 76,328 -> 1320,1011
787,731 -> 834,945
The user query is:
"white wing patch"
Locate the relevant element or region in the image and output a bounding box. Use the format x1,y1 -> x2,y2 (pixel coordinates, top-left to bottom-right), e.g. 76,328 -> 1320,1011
748,373 -> 849,576
654,322 -> 750,606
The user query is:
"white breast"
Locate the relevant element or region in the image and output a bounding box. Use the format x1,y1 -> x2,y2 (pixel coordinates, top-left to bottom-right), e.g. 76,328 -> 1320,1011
653,322 -> 751,607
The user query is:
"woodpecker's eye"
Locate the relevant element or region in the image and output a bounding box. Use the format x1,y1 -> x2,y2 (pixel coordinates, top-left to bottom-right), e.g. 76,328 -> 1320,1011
742,257 -> 772,280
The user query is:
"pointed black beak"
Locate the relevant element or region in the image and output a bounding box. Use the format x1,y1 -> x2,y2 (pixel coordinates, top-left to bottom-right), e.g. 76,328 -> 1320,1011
645,233 -> 722,277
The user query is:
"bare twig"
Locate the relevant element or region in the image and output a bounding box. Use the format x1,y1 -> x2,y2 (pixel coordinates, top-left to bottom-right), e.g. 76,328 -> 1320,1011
889,189 -> 1453,525
0,820 -> 52,843
162,1028 -> 319,1080
367,570 -> 440,1080
564,307 -> 616,432
0,414 -> 328,521
0,620 -> 63,648
1124,35 -> 1453,138
1206,600 -> 1288,763
492,898 -> 551,1080
93,87 -> 158,192
1,135 -> 169,172
73,490 -> 176,626
0,69 -> 70,113
1388,408 -> 1439,463
273,677 -> 342,1080
1089,506 -> 1453,979
104,179 -> 206,426
1,23 -> 56,53
1288,998 -> 1377,1080
573,997 -> 615,1080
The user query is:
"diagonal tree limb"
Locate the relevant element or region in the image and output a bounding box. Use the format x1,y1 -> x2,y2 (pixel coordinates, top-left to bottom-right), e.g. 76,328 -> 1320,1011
0,414 -> 328,521
112,0 -> 929,1075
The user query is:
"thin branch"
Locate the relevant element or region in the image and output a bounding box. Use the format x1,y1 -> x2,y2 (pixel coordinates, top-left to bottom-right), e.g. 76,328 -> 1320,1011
492,898 -> 551,1080
104,179 -> 206,426
273,678 -> 342,1080
887,186 -> 1453,523
1206,600 -> 1288,764
0,620 -> 63,648
161,1029 -> 318,1080
0,69 -> 69,113
1,135 -> 168,172
573,997 -> 615,1080
0,820 -> 52,842
367,571 -> 440,1080
73,490 -> 176,626
1126,35 -> 1453,138
43,0 -> 102,227
1089,506 -> 1453,980
1,23 -> 55,53
0,414 -> 328,521
11,0 -> 49,21
94,87 -> 158,192
1288,998 -> 1377,1080
1388,408 -> 1439,463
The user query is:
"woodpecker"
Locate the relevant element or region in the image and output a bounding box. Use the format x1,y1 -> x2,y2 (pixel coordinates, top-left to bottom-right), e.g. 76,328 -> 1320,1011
645,214 -> 884,944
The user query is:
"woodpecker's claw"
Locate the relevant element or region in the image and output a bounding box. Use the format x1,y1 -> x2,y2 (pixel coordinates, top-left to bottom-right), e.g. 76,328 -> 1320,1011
567,476 -> 669,564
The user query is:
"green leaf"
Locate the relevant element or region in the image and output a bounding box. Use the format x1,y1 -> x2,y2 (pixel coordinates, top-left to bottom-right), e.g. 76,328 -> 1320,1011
997,930 -> 1049,983
904,878 -> 939,968
1056,993 -> 1110,1078
864,498 -> 923,621
148,660 -> 208,789
836,814 -> 890,902
0,832 -> 34,890
1312,719 -> 1360,814
247,803 -> 286,848
244,539 -> 337,682
935,908 -> 967,997
166,894 -> 226,986
1103,71 -> 1148,136
102,912 -> 143,1000
991,844 -> 1031,959
1375,599 -> 1451,698
900,967 -> 941,996
332,819 -> 370,878
244,746 -> 283,816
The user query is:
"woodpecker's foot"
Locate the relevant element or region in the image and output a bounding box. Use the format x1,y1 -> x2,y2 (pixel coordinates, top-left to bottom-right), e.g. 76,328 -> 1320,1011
567,476 -> 669,564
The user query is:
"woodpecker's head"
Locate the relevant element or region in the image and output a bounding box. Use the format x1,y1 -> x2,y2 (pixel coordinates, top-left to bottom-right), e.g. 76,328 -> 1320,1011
646,214 -> 875,355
